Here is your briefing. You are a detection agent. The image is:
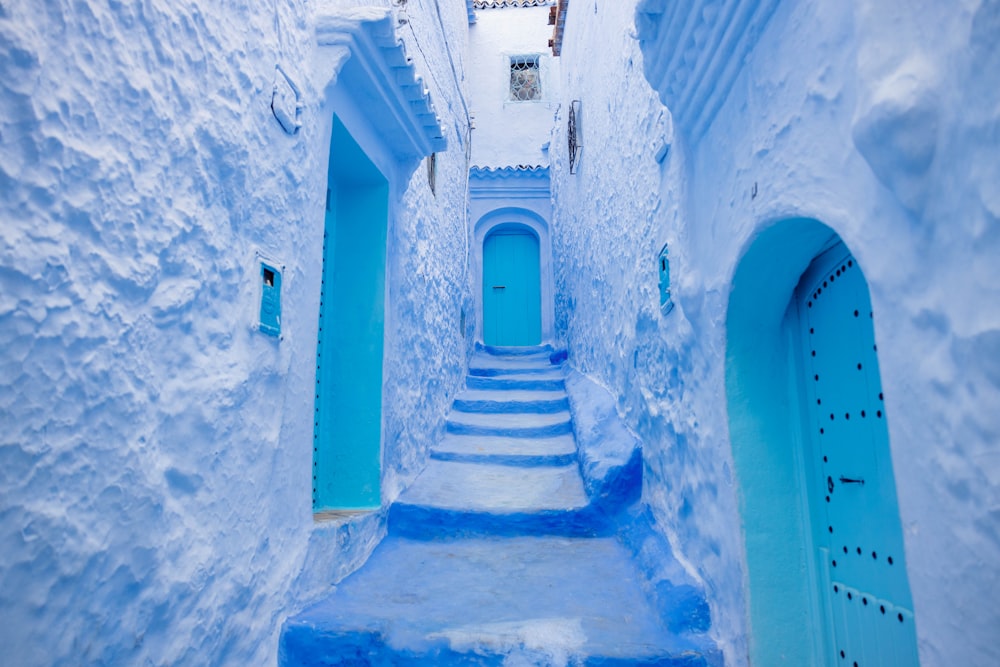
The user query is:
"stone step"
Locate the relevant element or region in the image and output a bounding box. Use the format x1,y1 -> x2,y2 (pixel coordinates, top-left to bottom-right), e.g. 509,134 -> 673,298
452,388 -> 569,414
468,364 -> 564,377
466,374 -> 566,391
446,409 -> 572,438
279,536 -> 718,666
396,459 -> 588,513
389,459 -> 603,538
475,343 -> 555,357
430,432 -> 577,466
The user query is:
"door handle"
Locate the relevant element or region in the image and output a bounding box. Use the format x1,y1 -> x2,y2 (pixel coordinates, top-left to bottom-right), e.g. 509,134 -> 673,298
492,285 -> 506,289
829,475 -> 865,493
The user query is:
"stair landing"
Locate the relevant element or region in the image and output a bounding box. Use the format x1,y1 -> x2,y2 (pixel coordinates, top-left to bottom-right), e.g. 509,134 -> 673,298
280,536 -> 711,666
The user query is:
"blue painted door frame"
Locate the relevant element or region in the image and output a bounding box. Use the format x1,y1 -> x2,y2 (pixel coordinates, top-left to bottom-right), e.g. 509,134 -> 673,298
313,116 -> 388,512
483,229 -> 541,346
795,242 -> 918,665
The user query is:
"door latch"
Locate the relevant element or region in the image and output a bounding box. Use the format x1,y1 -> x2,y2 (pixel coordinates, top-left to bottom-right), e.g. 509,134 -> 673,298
839,476 -> 865,485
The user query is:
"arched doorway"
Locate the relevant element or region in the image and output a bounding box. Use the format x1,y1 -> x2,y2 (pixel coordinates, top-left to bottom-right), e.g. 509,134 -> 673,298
482,226 -> 541,346
726,219 -> 917,665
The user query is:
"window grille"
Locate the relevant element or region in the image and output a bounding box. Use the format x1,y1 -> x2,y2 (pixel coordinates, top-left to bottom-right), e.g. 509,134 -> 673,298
510,55 -> 541,101
427,152 -> 437,195
568,99 -> 582,174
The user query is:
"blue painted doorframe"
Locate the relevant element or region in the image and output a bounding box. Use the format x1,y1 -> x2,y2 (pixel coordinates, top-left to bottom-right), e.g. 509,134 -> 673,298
483,229 -> 541,346
794,242 -> 918,665
313,116 -> 388,512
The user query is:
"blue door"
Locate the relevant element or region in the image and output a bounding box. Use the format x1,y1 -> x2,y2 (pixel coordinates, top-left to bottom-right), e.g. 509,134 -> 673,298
797,242 -> 918,665
313,117 -> 387,512
483,229 -> 541,346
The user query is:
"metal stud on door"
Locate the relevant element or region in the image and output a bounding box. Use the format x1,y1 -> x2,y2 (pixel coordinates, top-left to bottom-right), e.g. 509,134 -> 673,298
797,243 -> 918,666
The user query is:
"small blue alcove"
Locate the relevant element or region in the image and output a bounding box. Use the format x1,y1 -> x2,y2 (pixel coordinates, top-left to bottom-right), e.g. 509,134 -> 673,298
259,261 -> 282,337
657,243 -> 674,314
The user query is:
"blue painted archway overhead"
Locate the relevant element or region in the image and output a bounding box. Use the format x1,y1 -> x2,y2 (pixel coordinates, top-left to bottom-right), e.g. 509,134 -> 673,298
725,218 -> 916,666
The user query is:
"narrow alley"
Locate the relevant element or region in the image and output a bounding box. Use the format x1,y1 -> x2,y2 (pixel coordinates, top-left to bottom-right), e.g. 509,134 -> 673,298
1,1 -> 997,666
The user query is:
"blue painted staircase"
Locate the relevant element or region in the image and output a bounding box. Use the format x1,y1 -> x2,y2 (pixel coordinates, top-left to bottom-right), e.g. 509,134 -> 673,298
279,346 -> 718,666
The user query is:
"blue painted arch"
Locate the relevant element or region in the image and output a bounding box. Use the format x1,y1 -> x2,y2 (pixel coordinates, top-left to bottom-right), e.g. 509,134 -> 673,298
473,208 -> 554,345
725,217 -> 916,666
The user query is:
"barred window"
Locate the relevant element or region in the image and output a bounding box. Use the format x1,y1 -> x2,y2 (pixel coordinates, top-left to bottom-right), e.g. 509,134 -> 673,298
510,55 -> 541,101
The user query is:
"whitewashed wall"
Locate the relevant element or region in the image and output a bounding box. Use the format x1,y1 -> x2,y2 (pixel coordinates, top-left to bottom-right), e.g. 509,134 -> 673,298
469,4 -> 560,167
548,1 -> 750,661
551,0 -> 1000,665
0,0 -> 472,664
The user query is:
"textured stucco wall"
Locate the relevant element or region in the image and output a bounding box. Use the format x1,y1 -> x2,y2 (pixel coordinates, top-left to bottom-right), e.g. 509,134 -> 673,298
0,0 -> 471,664
468,4 -> 560,167
551,0 -> 1000,665
548,0 -> 747,661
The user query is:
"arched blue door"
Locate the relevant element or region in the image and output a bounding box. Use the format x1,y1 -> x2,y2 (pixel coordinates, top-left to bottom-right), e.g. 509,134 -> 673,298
795,242 -> 917,665
483,229 -> 541,346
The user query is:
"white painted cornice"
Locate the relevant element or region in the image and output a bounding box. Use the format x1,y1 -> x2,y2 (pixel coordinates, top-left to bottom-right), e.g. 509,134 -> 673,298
474,0 -> 553,9
316,6 -> 447,160
470,165 -> 550,199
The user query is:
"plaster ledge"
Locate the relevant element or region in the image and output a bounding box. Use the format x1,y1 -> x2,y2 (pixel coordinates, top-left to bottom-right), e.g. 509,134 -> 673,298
470,165 -> 551,200
470,164 -> 550,179
316,6 -> 447,160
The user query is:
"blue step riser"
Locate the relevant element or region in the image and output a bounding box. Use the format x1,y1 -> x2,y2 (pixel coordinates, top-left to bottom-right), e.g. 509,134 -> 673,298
452,398 -> 569,414
388,503 -> 613,539
445,420 -> 573,438
466,376 -> 565,391
279,629 -> 502,667
582,656 -> 709,667
476,343 -> 553,356
429,450 -> 577,467
468,366 -> 563,377
280,625 -> 710,667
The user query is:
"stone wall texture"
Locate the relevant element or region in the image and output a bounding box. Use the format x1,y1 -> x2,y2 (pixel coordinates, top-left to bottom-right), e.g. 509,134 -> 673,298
0,0 -> 472,664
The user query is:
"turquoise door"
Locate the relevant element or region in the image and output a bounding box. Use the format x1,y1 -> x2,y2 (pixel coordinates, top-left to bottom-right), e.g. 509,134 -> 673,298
313,117 -> 387,512
483,230 -> 541,346
797,243 -> 918,665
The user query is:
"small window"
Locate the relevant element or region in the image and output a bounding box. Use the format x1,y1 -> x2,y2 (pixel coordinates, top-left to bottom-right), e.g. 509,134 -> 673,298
657,243 -> 674,315
510,55 -> 541,101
